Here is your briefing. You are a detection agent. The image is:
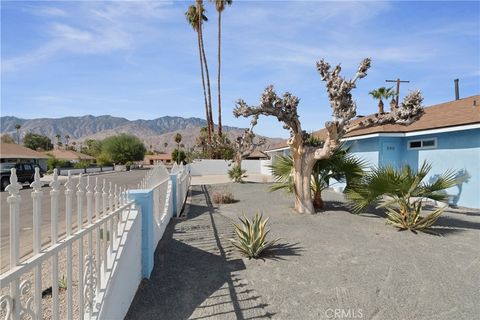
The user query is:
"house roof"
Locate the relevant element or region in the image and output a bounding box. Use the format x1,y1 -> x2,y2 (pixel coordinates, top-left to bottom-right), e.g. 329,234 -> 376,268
44,149 -> 95,161
144,154 -> 172,161
0,142 -> 49,159
265,94 -> 480,151
314,94 -> 480,139
244,150 -> 269,159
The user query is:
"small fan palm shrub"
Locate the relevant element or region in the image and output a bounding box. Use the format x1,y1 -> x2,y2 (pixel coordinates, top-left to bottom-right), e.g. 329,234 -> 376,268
228,164 -> 247,183
229,213 -> 278,259
269,144 -> 366,209
346,162 -> 458,232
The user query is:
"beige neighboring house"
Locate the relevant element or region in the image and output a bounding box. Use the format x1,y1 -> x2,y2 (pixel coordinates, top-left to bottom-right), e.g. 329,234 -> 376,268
44,149 -> 95,163
144,154 -> 172,165
0,142 -> 49,171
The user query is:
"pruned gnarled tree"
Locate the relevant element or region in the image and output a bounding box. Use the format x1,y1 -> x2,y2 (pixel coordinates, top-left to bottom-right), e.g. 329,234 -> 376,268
234,58 -> 424,214
233,117 -> 265,167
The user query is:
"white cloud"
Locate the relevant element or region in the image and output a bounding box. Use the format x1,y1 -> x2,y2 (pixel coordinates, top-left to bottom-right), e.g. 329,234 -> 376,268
2,1 -> 175,72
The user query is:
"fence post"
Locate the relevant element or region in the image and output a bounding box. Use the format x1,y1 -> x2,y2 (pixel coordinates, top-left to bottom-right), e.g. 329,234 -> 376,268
128,189 -> 154,278
169,172 -> 178,217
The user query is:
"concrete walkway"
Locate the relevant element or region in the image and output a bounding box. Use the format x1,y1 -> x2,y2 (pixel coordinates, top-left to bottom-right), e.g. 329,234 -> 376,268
126,185 -> 274,319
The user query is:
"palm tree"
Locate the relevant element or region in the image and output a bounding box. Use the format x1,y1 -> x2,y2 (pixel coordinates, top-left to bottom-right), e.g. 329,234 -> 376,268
185,3 -> 213,142
164,142 -> 168,152
197,0 -> 214,141
174,133 -> 182,150
14,124 -> 21,144
55,134 -> 61,149
65,134 -> 70,147
369,87 -> 395,114
346,162 -> 458,232
211,0 -> 232,136
270,144 -> 366,209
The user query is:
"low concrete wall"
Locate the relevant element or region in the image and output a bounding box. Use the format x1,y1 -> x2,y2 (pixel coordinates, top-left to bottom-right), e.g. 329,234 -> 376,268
189,159 -> 267,175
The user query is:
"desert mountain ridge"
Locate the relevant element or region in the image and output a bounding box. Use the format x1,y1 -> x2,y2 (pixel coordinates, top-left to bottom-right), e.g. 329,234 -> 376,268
0,115 -> 284,153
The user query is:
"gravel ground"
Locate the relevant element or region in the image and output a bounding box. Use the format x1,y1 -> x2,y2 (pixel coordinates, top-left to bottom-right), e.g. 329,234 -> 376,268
128,182 -> 479,320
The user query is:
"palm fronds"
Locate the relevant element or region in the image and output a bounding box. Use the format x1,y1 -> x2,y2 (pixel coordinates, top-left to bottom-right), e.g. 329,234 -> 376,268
346,161 -> 460,232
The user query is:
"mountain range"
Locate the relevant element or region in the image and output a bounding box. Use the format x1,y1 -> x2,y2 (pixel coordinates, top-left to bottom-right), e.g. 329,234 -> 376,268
0,115 -> 284,153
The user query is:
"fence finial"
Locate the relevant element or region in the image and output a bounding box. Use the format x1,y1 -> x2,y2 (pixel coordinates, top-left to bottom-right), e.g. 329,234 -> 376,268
77,173 -> 85,192
49,168 -> 61,191
94,177 -> 99,194
65,170 -> 75,192
30,167 -> 43,192
6,168 -> 22,195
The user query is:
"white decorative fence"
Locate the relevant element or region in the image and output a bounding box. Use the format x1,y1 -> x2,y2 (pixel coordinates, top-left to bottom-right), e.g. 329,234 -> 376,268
0,161 -> 191,320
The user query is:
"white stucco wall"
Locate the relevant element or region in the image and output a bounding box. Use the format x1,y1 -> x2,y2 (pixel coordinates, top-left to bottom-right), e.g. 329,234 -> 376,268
189,159 -> 264,175
96,209 -> 142,320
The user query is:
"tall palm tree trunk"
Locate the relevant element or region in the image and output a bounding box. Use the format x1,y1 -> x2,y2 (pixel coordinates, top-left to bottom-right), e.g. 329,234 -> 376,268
199,22 -> 214,139
217,10 -> 223,136
195,1 -> 212,143
197,31 -> 211,142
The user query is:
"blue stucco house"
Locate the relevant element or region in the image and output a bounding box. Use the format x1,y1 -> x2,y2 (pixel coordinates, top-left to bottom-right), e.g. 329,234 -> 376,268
265,95 -> 480,209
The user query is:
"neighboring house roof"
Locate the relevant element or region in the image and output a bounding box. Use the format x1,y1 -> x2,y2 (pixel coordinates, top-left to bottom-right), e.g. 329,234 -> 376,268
264,141 -> 289,153
44,149 -> 95,161
144,154 -> 172,161
244,150 -> 270,159
314,94 -> 480,140
0,142 -> 49,159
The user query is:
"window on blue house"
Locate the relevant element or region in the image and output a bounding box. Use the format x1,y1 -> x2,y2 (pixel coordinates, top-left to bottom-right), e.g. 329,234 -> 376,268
408,138 -> 437,150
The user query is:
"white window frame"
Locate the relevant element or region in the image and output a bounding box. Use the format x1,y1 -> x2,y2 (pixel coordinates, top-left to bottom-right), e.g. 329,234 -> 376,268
407,137 -> 437,150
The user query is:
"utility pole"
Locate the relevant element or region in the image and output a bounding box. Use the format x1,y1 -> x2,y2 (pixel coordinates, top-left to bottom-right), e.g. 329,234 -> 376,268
386,78 -> 410,108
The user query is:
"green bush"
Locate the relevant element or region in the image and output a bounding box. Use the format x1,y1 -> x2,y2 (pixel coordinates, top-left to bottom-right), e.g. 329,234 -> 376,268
101,134 -> 146,164
228,164 -> 247,183
73,161 -> 90,169
47,156 -> 70,171
172,149 -> 186,164
229,213 -> 278,259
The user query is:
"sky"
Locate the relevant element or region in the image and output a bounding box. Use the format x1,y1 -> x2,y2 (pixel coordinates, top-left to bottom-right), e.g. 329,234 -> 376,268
1,0 -> 479,138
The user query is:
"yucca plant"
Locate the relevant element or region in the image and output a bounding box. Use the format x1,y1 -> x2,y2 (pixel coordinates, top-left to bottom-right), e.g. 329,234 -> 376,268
346,161 -> 459,232
228,164 -> 247,183
269,144 -> 366,209
229,213 -> 278,259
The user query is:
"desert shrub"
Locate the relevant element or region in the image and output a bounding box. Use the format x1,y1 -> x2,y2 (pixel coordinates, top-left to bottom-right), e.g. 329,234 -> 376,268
47,156 -> 69,171
229,213 -> 278,259
73,161 -> 90,169
346,162 -> 458,233
212,190 -> 235,204
228,165 -> 247,183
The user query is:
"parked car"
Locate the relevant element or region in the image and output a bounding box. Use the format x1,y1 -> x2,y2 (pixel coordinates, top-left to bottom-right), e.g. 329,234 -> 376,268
0,163 -> 43,191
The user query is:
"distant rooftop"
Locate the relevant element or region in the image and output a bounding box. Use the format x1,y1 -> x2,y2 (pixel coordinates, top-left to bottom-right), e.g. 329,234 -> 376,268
44,149 -> 95,161
0,142 -> 49,159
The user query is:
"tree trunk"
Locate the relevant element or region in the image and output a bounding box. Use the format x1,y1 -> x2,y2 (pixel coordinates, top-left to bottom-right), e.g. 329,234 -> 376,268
196,26 -> 211,142
292,148 -> 315,214
199,21 -> 214,140
313,191 -> 324,209
217,11 -> 223,136
378,99 -> 384,114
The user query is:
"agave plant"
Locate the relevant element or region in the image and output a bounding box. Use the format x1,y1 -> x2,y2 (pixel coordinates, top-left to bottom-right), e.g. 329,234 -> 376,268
229,213 -> 278,259
269,144 -> 366,209
346,162 -> 459,232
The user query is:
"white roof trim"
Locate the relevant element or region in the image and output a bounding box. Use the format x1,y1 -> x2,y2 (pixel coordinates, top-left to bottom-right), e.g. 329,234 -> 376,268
341,123 -> 480,141
264,146 -> 290,153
